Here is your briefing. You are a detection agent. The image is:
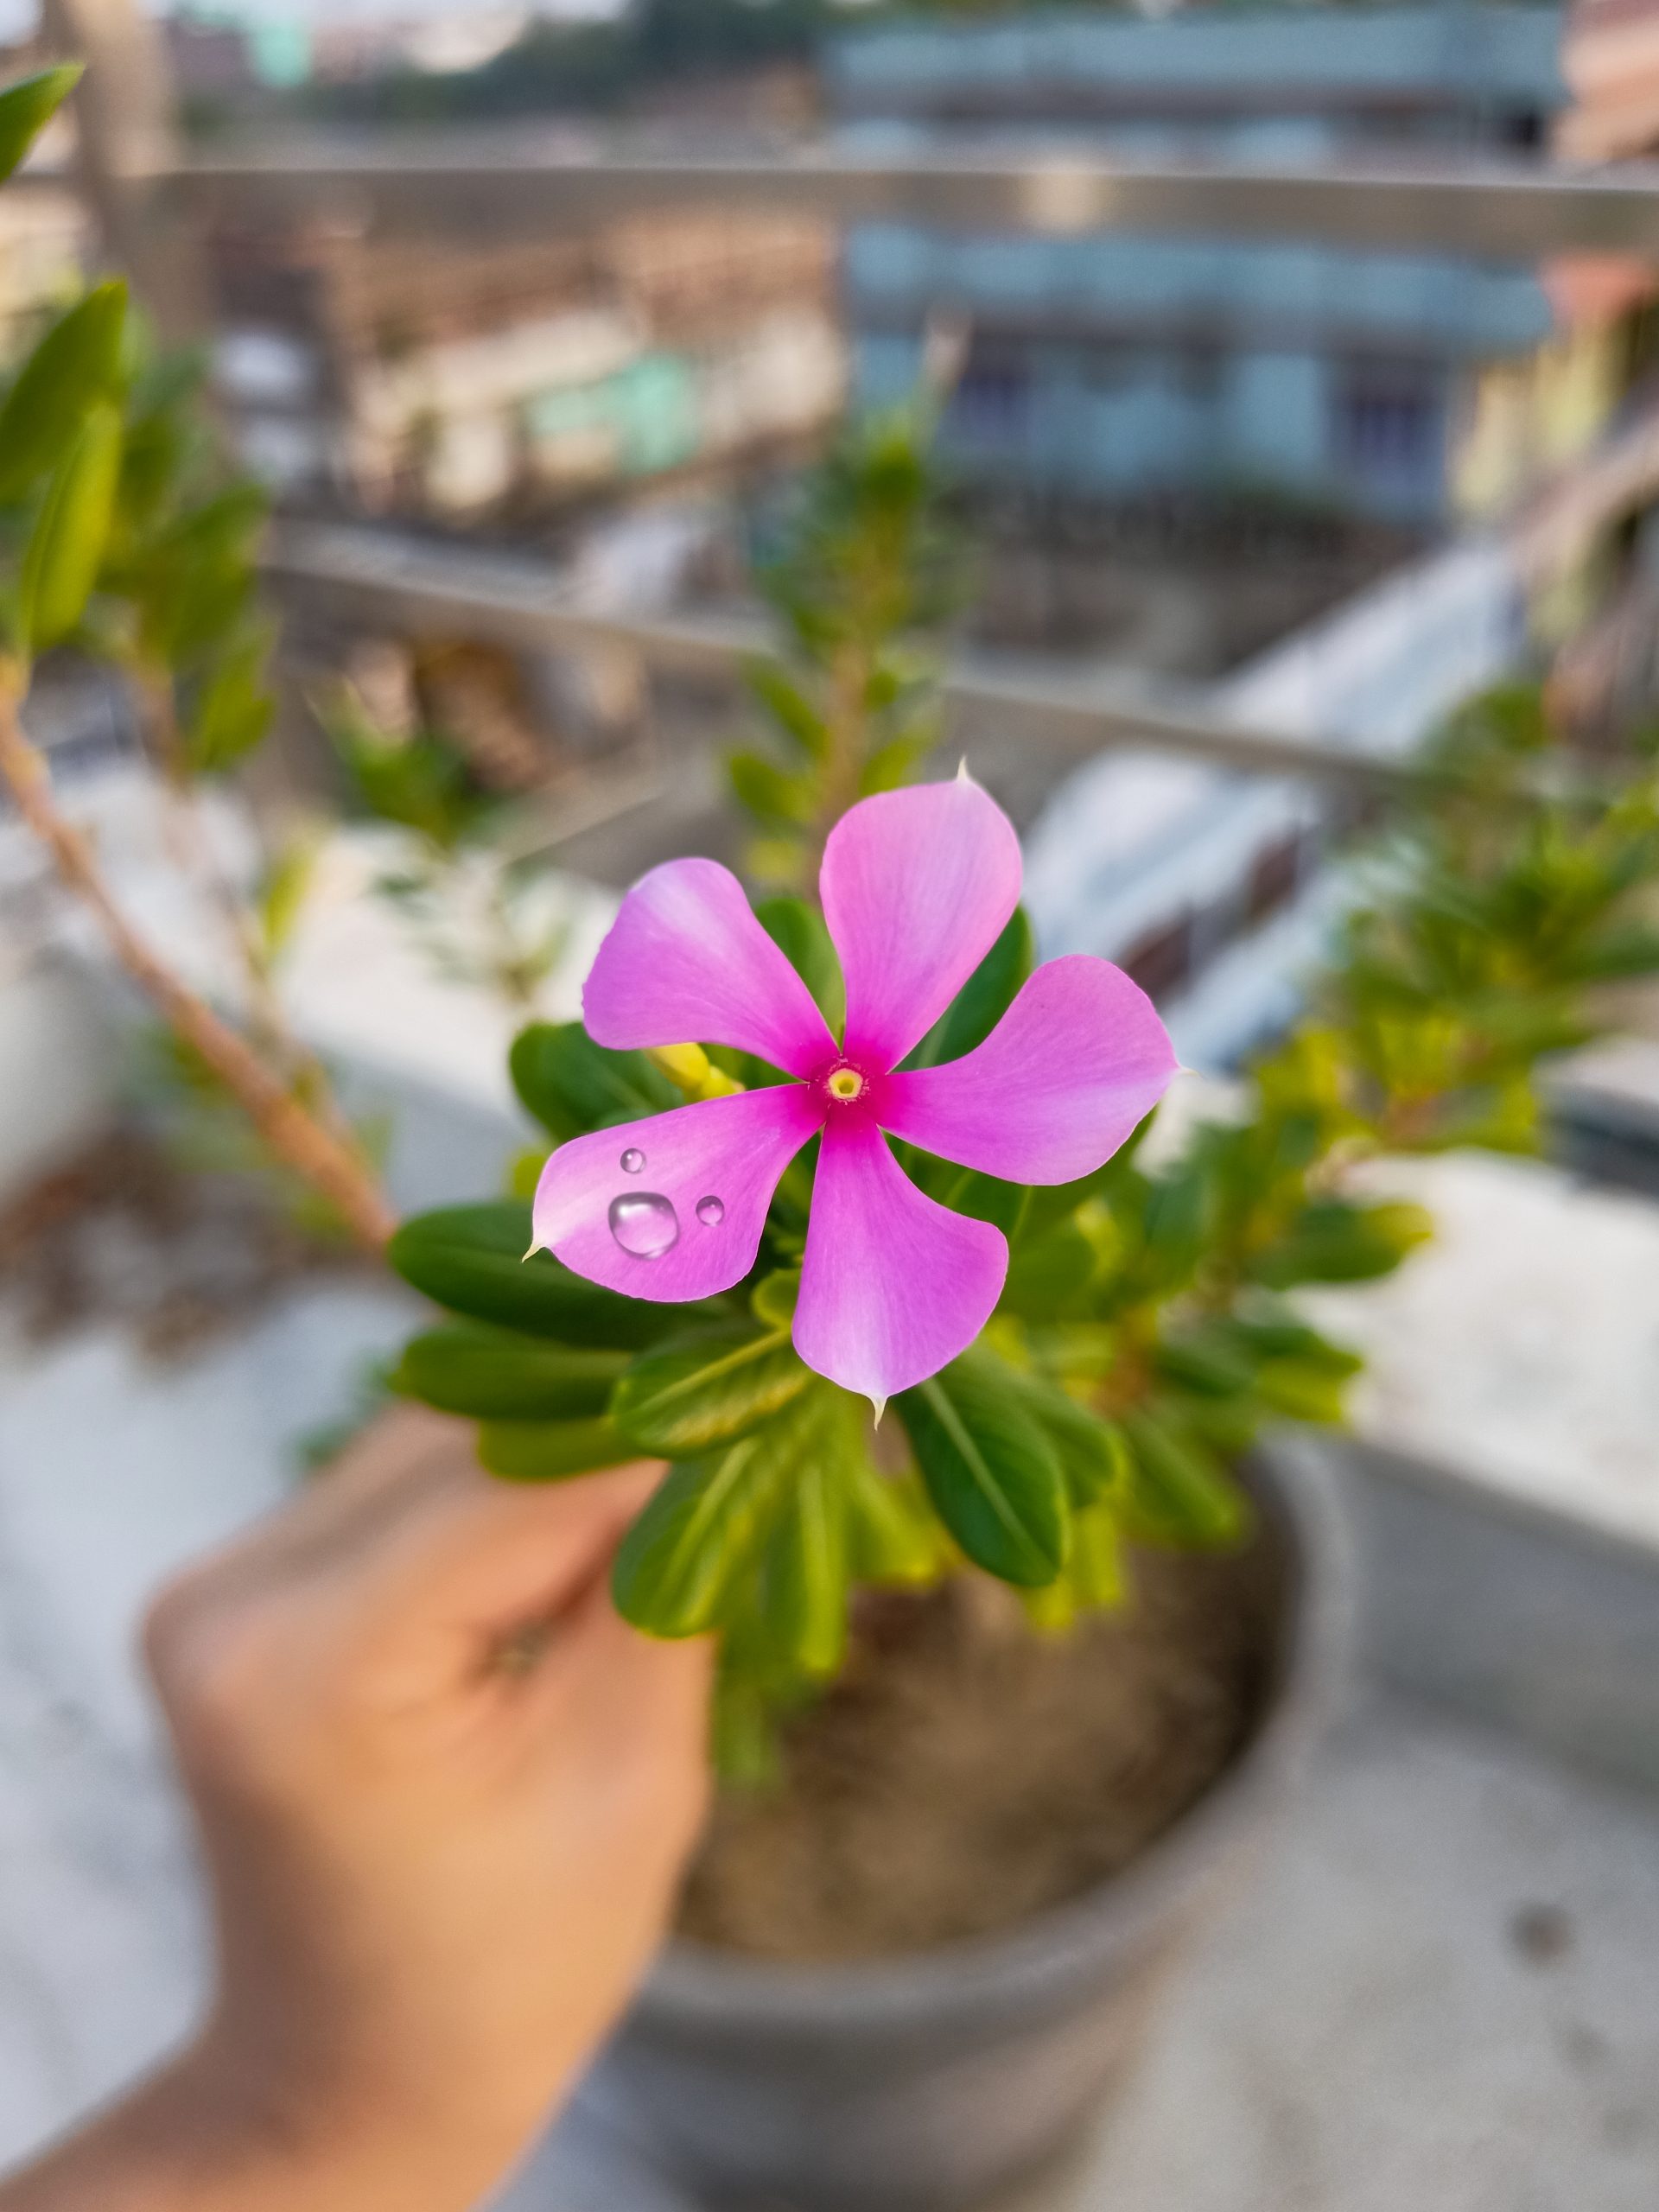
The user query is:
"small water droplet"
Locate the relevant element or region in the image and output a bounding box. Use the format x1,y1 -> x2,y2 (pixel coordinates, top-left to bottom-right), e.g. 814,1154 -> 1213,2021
608,1192 -> 679,1259
620,1147 -> 645,1174
695,1195 -> 725,1227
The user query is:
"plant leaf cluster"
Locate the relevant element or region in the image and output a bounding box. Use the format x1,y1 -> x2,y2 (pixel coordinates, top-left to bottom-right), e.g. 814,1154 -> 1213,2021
386,417 -> 1659,1767
322,684 -> 571,1012
0,66 -> 386,1244
727,402 -> 967,888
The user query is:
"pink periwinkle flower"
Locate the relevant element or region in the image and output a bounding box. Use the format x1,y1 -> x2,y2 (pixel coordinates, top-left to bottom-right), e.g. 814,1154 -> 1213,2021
531,777 -> 1177,1409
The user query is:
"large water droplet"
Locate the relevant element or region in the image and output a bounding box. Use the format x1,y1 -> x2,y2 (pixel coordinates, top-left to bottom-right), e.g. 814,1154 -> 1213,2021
620,1147 -> 645,1174
608,1192 -> 679,1259
695,1194 -> 725,1227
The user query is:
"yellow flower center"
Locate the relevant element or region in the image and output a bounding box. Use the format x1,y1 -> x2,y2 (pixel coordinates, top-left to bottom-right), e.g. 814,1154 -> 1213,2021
827,1067 -> 865,1103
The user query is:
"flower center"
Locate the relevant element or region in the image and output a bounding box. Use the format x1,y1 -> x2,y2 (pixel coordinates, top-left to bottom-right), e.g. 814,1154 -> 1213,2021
823,1063 -> 866,1104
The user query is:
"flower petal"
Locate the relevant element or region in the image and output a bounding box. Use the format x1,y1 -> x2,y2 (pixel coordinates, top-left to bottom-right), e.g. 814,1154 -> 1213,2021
878,956 -> 1177,1185
792,1118 -> 1007,1405
583,857 -> 836,1078
821,779 -> 1022,1072
533,1087 -> 823,1304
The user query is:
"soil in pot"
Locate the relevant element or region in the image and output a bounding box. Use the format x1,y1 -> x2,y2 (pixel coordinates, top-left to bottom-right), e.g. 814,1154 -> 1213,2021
677,1533 -> 1287,1964
0,1127 -> 372,1358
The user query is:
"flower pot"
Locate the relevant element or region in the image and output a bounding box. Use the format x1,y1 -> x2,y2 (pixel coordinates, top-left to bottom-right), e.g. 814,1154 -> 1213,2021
595,1440 -> 1349,2212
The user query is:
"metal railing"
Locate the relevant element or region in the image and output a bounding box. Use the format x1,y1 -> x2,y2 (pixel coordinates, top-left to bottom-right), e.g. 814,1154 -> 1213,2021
270,520 -> 1438,789
176,138 -> 1659,261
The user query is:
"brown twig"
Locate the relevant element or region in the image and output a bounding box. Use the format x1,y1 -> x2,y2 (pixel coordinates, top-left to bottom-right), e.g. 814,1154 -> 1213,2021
134,670 -> 293,1039
0,670 -> 396,1255
130,664 -> 366,1156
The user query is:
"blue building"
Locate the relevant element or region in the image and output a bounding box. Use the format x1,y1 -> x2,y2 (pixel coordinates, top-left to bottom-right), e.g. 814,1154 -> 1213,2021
831,6 -> 1573,526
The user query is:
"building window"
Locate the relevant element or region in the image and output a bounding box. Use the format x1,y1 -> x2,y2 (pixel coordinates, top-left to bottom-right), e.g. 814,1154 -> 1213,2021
1499,107 -> 1546,151
1332,364 -> 1441,484
1173,344 -> 1224,403
950,350 -> 1032,446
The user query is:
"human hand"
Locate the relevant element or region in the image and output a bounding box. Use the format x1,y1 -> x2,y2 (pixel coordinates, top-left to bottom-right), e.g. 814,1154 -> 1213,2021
2,1408 -> 709,2212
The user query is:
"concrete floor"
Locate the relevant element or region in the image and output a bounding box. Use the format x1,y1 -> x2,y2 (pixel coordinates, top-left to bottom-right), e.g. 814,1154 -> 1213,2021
1049,1694 -> 1659,2212
1,1302 -> 1657,2211
497,1690 -> 1659,2212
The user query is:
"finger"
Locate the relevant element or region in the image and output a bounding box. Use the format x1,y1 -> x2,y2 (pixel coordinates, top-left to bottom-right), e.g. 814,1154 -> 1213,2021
153,1409 -> 664,1686
526,1580 -> 714,1831
232,1401 -> 654,1619
308,1463 -> 679,1726
174,1405 -> 473,1599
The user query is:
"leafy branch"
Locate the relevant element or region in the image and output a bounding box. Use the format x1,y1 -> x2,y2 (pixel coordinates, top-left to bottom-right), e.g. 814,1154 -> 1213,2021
0,67 -> 393,1252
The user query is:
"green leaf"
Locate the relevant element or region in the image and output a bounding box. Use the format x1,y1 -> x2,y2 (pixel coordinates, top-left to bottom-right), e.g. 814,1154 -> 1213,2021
746,658 -> 828,761
612,1392 -> 822,1636
1069,1498 -> 1128,1607
859,730 -> 934,795
754,893 -> 845,1032
150,483 -> 267,572
1220,1315 -> 1363,1376
1250,1198 -> 1433,1288
612,1327 -> 810,1456
751,1268 -> 800,1328
388,1201 -> 676,1347
759,1446 -> 849,1676
898,1355 -> 1070,1586
1118,1411 -> 1249,1549
0,282 -> 126,506
127,485 -> 269,668
846,1455 -> 943,1584
1001,1218 -> 1097,1319
187,630 -> 274,774
709,1663 -> 781,1788
327,708 -> 487,849
18,398 -> 123,651
1154,1332 -> 1257,1398
1023,1496 -> 1126,1631
390,1323 -> 626,1420
257,835 -> 319,963
1560,925 -> 1659,982
906,906 -> 1033,1069
509,1021 -> 678,1141
0,64 -> 81,185
478,1416 -> 637,1482
728,748 -> 813,827
1136,1161 -> 1213,1287
924,1160 -> 1030,1240
1016,1376 -> 1131,1505
1020,1119 -> 1154,1243
1251,1358 -> 1352,1426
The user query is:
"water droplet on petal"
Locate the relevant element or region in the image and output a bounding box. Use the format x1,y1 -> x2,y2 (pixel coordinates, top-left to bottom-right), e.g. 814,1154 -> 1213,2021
620,1147 -> 645,1174
695,1195 -> 725,1227
608,1192 -> 679,1259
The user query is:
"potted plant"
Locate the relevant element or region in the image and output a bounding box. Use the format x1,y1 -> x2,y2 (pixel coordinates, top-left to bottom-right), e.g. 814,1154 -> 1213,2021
374,441 -> 1659,2205
4,65 -> 1658,2212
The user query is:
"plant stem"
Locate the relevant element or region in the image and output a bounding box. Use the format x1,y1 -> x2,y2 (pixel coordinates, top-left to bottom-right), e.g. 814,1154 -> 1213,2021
135,664 -> 291,1052
130,664 -> 368,1160
0,671 -> 396,1254
816,638 -> 869,866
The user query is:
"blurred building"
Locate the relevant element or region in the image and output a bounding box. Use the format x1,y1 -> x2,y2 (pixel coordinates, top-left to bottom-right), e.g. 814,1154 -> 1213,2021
165,8 -> 313,102
832,4 -> 1630,531
209,208 -> 845,524
1558,0 -> 1659,159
